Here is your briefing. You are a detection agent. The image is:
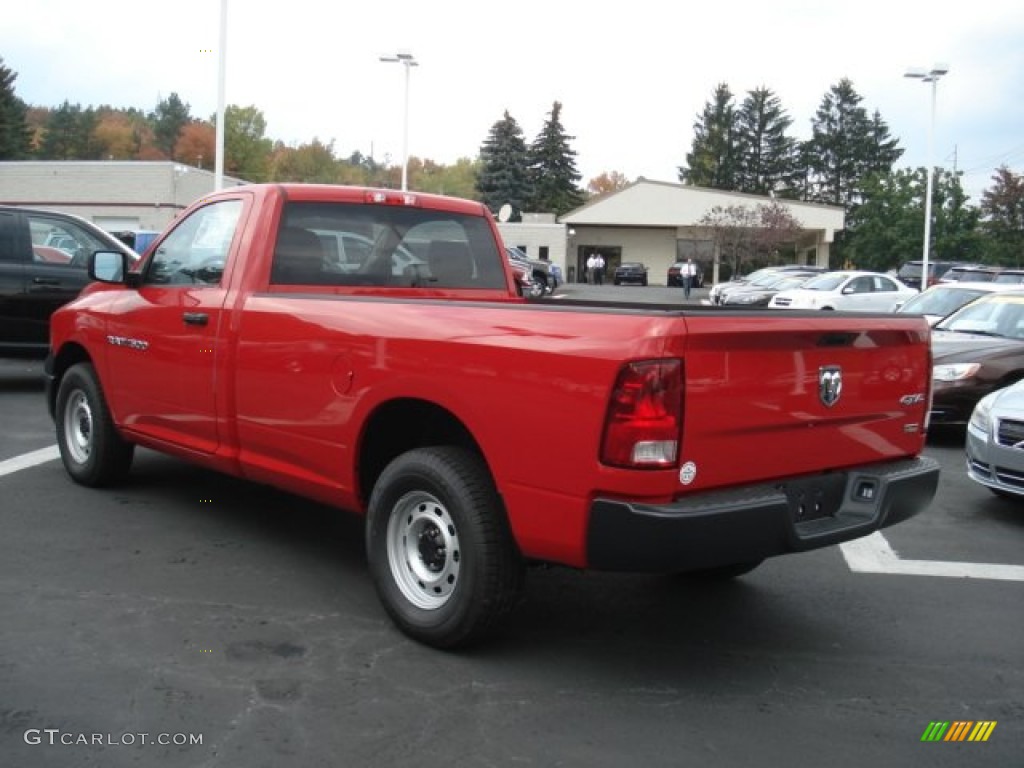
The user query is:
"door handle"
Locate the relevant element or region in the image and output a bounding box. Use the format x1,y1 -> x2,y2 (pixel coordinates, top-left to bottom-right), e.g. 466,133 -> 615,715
183,312 -> 209,326
32,277 -> 61,286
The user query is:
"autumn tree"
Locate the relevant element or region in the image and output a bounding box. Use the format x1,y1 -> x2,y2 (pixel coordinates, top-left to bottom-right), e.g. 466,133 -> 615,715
0,56 -> 32,159
93,109 -> 142,159
476,110 -> 532,220
588,171 -> 631,196
980,166 -> 1024,266
174,121 -> 215,169
527,101 -> 584,215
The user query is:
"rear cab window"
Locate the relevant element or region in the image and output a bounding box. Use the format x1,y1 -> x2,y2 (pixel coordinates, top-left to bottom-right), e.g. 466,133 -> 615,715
269,201 -> 507,290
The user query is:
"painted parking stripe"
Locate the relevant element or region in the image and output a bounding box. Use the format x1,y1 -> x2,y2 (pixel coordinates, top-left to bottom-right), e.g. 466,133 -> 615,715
841,532 -> 1024,582
0,445 -> 60,478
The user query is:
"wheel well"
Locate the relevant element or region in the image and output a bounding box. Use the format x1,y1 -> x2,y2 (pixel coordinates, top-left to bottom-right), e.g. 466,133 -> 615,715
357,399 -> 484,507
48,343 -> 92,415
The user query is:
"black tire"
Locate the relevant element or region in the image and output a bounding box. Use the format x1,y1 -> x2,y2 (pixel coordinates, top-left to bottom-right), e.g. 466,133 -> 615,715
55,362 -> 134,487
365,446 -> 524,649
680,559 -> 763,580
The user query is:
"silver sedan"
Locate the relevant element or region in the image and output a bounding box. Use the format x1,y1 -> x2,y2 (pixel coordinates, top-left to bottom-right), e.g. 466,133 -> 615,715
966,378 -> 1024,499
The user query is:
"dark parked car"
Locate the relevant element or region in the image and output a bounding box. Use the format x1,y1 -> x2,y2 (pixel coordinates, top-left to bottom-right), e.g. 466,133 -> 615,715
930,289 -> 1024,426
613,261 -> 648,286
720,273 -> 817,307
896,259 -> 966,291
1,206 -> 138,357
666,261 -> 704,288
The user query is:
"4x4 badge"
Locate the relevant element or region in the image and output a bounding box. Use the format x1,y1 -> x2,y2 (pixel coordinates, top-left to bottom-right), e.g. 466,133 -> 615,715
819,366 -> 842,407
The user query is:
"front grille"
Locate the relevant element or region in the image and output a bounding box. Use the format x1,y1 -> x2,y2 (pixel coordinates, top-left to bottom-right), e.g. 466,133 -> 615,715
996,418 -> 1024,447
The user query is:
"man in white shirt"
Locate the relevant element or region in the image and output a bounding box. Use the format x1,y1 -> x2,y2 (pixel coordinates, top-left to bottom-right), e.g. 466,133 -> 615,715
682,258 -> 697,298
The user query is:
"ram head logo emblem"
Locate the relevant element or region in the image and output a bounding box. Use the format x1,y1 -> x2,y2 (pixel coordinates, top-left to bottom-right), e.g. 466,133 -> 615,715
819,366 -> 842,408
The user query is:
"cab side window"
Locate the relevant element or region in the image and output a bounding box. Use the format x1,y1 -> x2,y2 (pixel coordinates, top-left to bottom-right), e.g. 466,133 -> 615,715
146,200 -> 242,286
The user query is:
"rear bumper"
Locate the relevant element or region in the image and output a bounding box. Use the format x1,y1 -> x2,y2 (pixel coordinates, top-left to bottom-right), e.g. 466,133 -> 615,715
586,457 -> 940,572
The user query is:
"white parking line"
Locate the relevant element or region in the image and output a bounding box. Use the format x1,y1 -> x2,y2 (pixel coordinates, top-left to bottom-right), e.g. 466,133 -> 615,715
841,532 -> 1024,583
0,445 -> 61,478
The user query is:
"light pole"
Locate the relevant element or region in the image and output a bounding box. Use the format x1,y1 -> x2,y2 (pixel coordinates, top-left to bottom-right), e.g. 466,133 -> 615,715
379,51 -> 418,191
904,63 -> 949,290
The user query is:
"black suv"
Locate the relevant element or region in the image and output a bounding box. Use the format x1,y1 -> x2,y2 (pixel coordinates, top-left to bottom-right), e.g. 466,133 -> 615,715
1,206 -> 137,357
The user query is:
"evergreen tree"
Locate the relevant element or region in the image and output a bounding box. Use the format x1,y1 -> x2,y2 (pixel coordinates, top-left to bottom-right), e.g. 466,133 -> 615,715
152,92 -> 191,159
38,101 -> 82,159
475,110 -> 532,220
735,87 -> 799,197
0,57 -> 32,159
527,101 -> 584,215
801,79 -> 902,209
679,83 -> 740,190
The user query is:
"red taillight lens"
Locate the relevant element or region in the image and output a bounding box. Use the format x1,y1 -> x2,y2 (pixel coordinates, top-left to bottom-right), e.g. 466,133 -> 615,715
363,190 -> 418,206
601,359 -> 683,468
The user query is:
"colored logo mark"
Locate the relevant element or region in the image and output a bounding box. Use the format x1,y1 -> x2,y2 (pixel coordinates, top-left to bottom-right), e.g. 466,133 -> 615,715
921,721 -> 997,742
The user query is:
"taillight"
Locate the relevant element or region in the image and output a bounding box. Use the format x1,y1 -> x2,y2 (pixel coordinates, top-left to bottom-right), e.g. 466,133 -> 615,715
364,190 -> 418,206
601,359 -> 683,468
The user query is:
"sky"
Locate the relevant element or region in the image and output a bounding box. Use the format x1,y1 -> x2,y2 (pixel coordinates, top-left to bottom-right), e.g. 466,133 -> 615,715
3,0 -> 1023,202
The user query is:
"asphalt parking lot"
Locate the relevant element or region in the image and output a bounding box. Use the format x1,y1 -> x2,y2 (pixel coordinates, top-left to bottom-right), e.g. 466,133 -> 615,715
1,320 -> 1022,767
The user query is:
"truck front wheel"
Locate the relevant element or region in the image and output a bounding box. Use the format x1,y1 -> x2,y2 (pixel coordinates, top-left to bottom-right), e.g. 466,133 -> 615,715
55,362 -> 134,487
366,446 -> 524,649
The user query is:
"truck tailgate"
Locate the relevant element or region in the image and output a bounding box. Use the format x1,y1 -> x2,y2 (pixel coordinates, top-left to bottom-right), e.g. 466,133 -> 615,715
672,312 -> 931,493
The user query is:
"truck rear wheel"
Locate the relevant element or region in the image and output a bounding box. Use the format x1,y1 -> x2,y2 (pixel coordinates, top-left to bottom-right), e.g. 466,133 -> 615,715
55,362 -> 134,487
366,446 -> 524,649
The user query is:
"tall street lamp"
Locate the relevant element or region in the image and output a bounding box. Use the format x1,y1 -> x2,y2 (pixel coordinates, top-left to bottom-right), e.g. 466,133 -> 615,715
379,51 -> 418,191
904,63 -> 949,290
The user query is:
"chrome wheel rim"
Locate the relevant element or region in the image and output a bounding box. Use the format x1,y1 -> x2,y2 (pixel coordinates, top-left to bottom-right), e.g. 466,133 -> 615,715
386,491 -> 460,610
63,389 -> 93,465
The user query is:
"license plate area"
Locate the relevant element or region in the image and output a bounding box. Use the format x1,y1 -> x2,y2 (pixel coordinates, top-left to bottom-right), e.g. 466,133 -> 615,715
780,472 -> 847,524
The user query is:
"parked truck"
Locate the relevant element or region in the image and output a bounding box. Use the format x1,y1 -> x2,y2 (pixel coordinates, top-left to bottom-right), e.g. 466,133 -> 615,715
46,184 -> 940,648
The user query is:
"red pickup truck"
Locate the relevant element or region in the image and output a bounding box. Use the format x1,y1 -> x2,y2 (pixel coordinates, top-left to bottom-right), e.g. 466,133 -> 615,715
46,184 -> 939,648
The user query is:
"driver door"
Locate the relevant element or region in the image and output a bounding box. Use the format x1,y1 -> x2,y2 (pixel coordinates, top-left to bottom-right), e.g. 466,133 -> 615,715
105,197 -> 248,455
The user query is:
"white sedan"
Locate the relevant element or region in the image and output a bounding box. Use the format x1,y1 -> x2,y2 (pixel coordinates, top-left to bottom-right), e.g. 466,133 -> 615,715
768,271 -> 917,312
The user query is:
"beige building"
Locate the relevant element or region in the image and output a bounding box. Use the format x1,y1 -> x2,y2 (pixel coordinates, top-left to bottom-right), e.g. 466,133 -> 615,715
0,161 -> 246,232
559,179 -> 845,285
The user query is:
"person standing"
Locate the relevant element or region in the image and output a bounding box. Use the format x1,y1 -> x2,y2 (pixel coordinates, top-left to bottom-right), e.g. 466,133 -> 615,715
682,258 -> 696,299
586,252 -> 597,284
593,253 -> 605,285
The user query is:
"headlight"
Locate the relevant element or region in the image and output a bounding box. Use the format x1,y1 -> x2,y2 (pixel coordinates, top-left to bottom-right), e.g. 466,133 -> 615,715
932,363 -> 981,382
969,392 -> 997,433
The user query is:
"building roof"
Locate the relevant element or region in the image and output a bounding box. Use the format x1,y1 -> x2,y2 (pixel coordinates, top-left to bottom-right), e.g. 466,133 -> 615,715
560,179 -> 845,233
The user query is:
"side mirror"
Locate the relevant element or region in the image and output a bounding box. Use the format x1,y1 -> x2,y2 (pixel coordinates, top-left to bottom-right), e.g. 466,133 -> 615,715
89,250 -> 130,283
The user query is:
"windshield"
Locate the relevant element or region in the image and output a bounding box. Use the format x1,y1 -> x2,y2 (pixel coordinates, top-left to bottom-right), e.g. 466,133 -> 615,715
899,287 -> 987,317
935,293 -> 1024,339
801,273 -> 850,291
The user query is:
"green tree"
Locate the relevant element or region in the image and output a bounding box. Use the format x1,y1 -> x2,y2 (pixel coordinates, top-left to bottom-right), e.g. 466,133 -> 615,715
679,83 -> 739,190
221,104 -> 272,181
476,110 -> 532,220
527,101 -> 584,215
152,92 -> 191,159
735,87 -> 799,197
271,138 -> 339,182
801,79 -> 903,209
0,56 -> 32,158
980,166 -> 1024,267
38,101 -> 98,159
846,168 -> 983,271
